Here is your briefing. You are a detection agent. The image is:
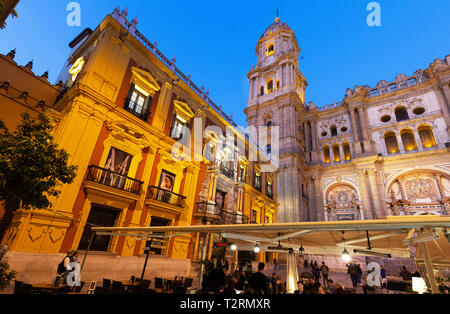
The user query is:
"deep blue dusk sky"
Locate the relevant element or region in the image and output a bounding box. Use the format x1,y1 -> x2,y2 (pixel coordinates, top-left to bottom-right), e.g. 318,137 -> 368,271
1,0 -> 449,126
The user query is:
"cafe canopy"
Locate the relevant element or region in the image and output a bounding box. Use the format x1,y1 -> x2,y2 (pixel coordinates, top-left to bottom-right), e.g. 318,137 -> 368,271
91,215 -> 450,293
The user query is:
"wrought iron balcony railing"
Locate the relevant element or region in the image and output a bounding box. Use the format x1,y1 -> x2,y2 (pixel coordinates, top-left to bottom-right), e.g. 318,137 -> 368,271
219,164 -> 237,181
86,165 -> 143,194
146,186 -> 187,208
195,202 -> 249,224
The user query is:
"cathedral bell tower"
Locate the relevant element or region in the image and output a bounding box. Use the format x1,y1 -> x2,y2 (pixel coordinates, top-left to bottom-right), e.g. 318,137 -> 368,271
244,15 -> 309,222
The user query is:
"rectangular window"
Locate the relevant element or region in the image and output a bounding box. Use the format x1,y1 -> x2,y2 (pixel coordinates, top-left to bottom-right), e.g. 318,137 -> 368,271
78,204 -> 121,252
267,182 -> 273,199
170,114 -> 187,140
125,83 -> 152,120
254,173 -> 261,191
238,166 -> 245,182
251,210 -> 258,224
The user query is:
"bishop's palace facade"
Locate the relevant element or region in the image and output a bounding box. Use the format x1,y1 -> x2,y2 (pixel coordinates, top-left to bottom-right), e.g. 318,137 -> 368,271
245,17 -> 450,224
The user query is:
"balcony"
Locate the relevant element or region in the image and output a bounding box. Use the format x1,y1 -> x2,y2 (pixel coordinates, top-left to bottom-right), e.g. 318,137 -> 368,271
85,165 -> 143,195
146,186 -> 187,208
195,202 -> 249,224
219,164 -> 237,181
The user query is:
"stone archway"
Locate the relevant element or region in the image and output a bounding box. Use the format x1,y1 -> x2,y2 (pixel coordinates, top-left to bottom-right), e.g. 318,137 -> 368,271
387,169 -> 450,216
325,183 -> 362,221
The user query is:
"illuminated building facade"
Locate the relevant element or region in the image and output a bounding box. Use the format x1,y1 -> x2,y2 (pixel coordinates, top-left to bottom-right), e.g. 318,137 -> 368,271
246,16 -> 450,223
0,9 -> 278,283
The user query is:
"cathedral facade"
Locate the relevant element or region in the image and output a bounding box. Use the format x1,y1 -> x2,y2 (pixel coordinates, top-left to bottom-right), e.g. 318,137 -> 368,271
245,17 -> 450,223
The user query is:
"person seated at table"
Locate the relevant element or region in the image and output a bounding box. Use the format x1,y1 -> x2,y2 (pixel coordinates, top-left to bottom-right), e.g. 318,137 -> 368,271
206,263 -> 226,293
294,281 -> 304,294
325,279 -> 336,294
303,278 -> 319,294
335,283 -> 345,294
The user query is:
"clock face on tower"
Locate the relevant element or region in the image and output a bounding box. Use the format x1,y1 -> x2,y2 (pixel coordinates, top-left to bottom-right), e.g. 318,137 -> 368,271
265,56 -> 275,66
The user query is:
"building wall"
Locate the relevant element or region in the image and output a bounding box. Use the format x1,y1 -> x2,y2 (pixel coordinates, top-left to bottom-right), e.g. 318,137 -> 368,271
1,11 -> 279,283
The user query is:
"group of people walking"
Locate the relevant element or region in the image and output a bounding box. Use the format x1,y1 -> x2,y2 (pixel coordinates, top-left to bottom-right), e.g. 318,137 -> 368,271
304,260 -> 330,286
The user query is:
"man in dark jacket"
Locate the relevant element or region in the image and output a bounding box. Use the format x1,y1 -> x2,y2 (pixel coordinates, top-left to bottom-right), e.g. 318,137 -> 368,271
207,264 -> 226,293
249,262 -> 268,294
346,263 -> 358,288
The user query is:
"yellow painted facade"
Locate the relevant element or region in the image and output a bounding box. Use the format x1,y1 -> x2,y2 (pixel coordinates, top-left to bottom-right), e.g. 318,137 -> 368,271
0,13 -> 279,269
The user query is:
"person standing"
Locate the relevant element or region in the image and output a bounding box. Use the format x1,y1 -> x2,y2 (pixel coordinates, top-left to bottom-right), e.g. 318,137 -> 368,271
380,265 -> 387,288
346,263 -> 358,288
249,262 -> 268,294
320,261 -> 329,286
56,250 -> 74,286
356,264 -> 363,285
312,264 -> 321,283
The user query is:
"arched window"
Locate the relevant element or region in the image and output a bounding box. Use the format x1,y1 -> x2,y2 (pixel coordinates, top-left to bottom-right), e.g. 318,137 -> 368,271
267,79 -> 274,93
395,107 -> 409,122
266,44 -> 275,56
332,144 -> 341,163
323,146 -> 331,164
401,129 -> 417,151
276,79 -> 280,90
418,125 -> 437,149
260,86 -> 264,96
330,125 -> 338,137
343,142 -> 351,161
384,132 -> 399,154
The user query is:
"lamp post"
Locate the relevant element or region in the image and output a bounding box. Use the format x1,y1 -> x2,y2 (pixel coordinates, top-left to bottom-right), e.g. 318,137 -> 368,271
140,238 -> 153,281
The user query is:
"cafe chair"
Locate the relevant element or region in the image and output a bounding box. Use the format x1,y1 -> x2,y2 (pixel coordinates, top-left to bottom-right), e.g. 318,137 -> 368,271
14,281 -> 32,295
140,280 -> 151,289
71,281 -> 85,293
103,278 -> 111,288
87,281 -> 97,294
94,286 -> 106,295
183,278 -> 194,288
173,287 -> 187,294
155,277 -> 163,289
111,281 -> 125,294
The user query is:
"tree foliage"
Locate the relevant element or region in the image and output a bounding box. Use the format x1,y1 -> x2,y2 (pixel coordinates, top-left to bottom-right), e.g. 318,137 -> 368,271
0,247 -> 16,291
0,112 -> 78,240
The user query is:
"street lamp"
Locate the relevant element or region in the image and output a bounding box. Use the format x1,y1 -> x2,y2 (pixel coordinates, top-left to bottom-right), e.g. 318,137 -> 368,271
299,244 -> 305,257
230,243 -> 237,251
341,231 -> 351,262
254,242 -> 260,253
341,248 -> 351,263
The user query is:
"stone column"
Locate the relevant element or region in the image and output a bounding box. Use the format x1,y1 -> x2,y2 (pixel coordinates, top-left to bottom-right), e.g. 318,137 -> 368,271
349,108 -> 360,142
339,143 -> 344,163
379,134 -> 388,156
367,169 -> 384,218
357,170 -> 375,220
359,108 -> 370,140
413,130 -> 424,151
396,132 -> 405,153
313,175 -> 324,221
